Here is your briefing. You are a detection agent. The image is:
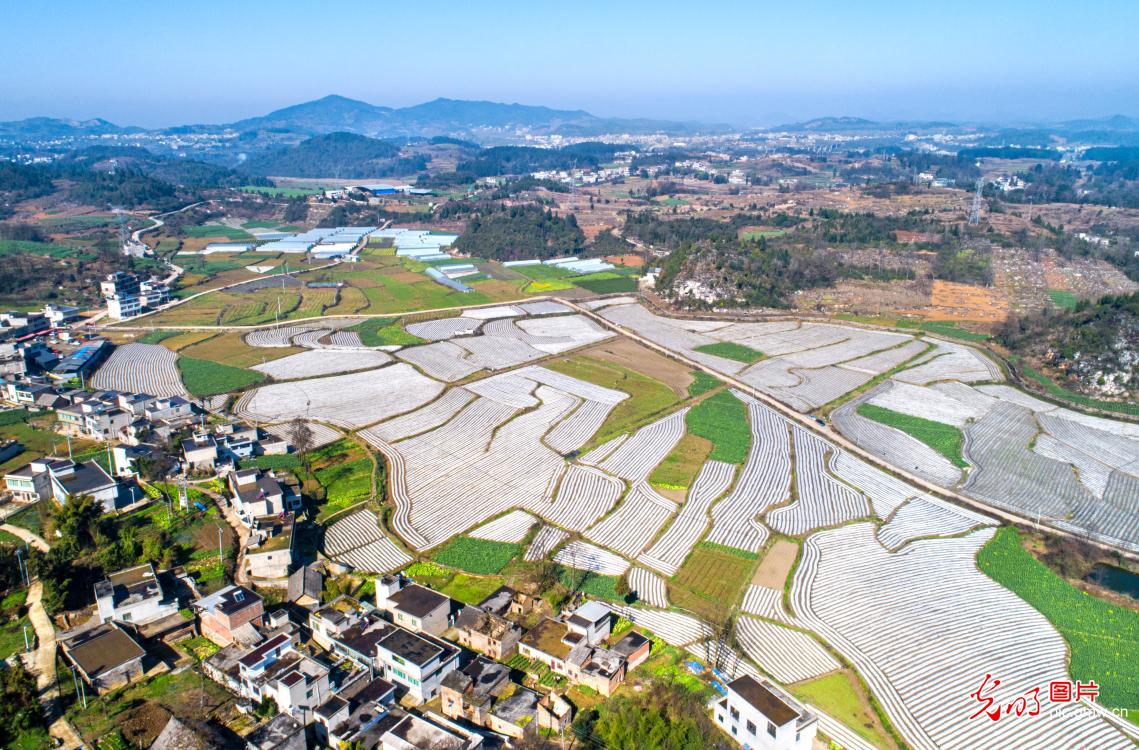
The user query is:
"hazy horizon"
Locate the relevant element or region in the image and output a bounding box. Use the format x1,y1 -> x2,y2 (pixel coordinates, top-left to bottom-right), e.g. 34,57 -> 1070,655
5,0 -> 1138,128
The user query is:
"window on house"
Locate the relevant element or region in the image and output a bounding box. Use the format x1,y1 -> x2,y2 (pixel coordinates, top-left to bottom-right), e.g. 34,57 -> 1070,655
767,721 -> 777,738
746,720 -> 756,735
730,707 -> 740,720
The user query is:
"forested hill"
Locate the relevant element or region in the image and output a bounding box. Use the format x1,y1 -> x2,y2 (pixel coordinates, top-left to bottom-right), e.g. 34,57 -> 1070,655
999,292 -> 1139,400
237,132 -> 427,178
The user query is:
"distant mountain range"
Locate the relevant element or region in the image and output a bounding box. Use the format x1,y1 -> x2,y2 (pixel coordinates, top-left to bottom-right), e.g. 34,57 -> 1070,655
0,95 -> 725,144
766,114 -> 1139,136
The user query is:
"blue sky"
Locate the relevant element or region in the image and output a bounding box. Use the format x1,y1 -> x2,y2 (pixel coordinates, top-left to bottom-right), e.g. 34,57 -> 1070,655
4,0 -> 1137,127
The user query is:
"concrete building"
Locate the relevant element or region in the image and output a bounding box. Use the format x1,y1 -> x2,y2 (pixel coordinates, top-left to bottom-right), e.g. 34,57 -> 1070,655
376,576 -> 451,636
181,433 -> 218,472
453,604 -> 522,660
245,713 -> 306,750
441,656 -> 542,741
193,585 -> 264,647
244,512 -> 295,580
374,624 -> 461,704
228,468 -> 301,523
61,622 -> 146,693
4,457 -> 123,509
714,675 -> 818,750
94,563 -> 180,626
313,675 -> 396,749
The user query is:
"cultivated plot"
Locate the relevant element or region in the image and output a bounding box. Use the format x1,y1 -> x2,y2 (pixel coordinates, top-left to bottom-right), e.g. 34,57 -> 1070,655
791,524 -> 1132,750
237,363 -> 443,428
92,343 -> 187,397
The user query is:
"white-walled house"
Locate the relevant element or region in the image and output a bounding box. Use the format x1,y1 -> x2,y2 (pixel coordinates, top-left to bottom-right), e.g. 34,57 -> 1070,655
714,675 -> 817,750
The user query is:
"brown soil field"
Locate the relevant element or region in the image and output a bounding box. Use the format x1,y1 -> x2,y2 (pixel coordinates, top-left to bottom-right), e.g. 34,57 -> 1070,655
582,336 -> 694,395
753,539 -> 800,588
904,280 -> 1010,323
604,254 -> 644,267
794,279 -> 931,316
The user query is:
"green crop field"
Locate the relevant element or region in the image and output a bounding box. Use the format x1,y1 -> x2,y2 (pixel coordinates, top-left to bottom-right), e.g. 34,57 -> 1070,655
686,370 -> 721,397
348,316 -> 425,346
693,341 -> 765,364
240,185 -> 322,198
1047,289 -> 1080,310
513,264 -> 576,281
857,403 -> 967,467
979,527 -> 1139,720
559,567 -> 624,601
177,356 -> 264,397
433,537 -> 521,575
180,225 -> 255,240
546,356 -> 679,448
649,434 -> 713,489
686,390 -> 751,463
315,457 -> 373,517
671,542 -> 756,621
136,330 -> 182,345
896,319 -> 991,342
572,275 -> 637,294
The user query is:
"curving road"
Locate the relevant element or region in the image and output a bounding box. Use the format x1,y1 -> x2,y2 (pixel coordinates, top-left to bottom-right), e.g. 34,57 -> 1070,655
566,299 -> 1139,563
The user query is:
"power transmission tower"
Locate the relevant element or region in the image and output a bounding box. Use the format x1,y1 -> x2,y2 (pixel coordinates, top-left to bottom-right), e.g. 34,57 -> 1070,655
968,180 -> 985,226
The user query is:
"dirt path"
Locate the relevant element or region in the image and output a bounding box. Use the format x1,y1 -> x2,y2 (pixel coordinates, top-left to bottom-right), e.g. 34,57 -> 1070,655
2,525 -> 84,748
200,488 -> 249,585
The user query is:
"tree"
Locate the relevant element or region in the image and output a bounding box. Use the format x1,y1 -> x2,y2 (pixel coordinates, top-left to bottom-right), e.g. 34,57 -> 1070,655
0,661 -> 45,745
48,494 -> 104,553
290,418 -> 315,478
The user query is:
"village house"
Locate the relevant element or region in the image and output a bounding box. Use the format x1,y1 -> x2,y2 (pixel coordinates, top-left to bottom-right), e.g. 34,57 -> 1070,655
373,622 -> 461,704
313,674 -> 397,748
60,622 -> 147,694
244,512 -> 295,579
714,675 -> 818,750
452,603 -> 522,660
181,433 -> 218,472
376,575 -> 452,636
228,468 -> 301,523
94,563 -> 180,626
440,656 -> 544,741
4,456 -> 126,510
193,585 -> 264,647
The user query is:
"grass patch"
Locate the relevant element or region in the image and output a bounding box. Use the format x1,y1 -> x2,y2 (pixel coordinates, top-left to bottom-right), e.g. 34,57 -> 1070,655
240,185 -> 322,198
136,330 -> 181,345
686,390 -> 751,464
670,543 -> 756,621
178,331 -> 300,368
1019,362 -> 1139,417
0,408 -> 30,427
177,356 -> 264,397
434,537 -> 520,575
441,573 -> 507,605
546,356 -> 679,448
979,527 -> 1139,721
180,224 -> 255,240
314,457 -> 372,520
241,454 -> 302,472
790,670 -> 898,750
348,316 -> 425,346
686,371 -> 721,397
559,567 -> 624,602
7,501 -> 49,536
897,319 -> 991,342
648,434 -> 713,489
856,403 -> 967,468
1047,289 -> 1079,310
693,341 -> 764,364
572,275 -> 636,294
